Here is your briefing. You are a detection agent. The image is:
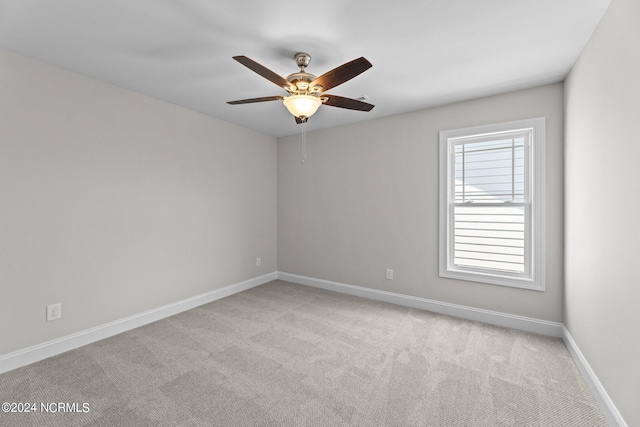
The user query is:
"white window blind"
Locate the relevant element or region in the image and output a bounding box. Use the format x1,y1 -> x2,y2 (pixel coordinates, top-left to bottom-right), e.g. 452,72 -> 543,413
439,118 -> 545,291
453,134 -> 528,274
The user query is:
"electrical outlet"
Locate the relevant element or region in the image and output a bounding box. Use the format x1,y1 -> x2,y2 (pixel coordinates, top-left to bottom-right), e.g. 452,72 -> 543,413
386,269 -> 394,280
46,303 -> 62,322
256,257 -> 261,267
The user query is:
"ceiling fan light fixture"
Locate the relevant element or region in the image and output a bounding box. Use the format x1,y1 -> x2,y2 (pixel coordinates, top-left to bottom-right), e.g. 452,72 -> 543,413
283,94 -> 322,118
228,54 -> 374,124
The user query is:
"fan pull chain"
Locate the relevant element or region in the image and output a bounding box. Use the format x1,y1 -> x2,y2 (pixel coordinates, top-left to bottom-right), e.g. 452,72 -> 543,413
301,119 -> 307,164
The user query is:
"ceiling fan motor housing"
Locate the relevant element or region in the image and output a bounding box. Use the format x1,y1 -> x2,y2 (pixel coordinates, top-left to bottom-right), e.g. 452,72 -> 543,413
286,72 -> 317,92
286,53 -> 318,93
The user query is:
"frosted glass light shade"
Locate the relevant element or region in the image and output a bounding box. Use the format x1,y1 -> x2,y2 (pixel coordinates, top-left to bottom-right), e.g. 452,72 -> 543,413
283,95 -> 322,118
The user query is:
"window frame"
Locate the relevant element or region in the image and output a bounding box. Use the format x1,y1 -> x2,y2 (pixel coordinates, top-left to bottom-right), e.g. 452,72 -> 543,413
439,117 -> 545,291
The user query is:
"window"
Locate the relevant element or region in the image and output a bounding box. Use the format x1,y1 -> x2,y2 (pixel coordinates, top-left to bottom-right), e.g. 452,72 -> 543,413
439,118 -> 545,291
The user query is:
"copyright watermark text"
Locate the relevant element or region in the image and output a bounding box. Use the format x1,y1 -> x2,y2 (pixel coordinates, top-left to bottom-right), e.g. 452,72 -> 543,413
2,402 -> 90,413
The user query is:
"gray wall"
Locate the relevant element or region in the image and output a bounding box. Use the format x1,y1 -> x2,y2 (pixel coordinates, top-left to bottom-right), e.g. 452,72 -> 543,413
564,0 -> 640,424
0,49 -> 277,356
278,83 -> 564,322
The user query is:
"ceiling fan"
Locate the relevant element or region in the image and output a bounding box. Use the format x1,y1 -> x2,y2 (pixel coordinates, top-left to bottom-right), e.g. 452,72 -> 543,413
227,52 -> 374,124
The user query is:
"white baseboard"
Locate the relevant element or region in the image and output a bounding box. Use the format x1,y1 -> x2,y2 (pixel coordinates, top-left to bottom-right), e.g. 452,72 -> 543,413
562,327 -> 627,427
0,272 -> 277,375
277,272 -> 563,337
277,271 -> 625,427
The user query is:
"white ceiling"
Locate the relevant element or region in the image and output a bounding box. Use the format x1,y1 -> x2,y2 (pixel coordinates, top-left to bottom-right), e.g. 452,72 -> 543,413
0,0 -> 611,137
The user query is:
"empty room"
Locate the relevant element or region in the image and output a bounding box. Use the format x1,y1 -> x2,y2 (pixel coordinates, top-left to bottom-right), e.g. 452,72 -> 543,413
0,0 -> 638,426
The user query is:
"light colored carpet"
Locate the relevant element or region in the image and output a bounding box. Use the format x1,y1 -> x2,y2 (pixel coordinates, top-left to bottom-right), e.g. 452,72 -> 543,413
0,280 -> 606,426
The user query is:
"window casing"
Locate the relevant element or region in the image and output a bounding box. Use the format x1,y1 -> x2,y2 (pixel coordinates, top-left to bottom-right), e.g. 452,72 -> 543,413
439,118 -> 545,291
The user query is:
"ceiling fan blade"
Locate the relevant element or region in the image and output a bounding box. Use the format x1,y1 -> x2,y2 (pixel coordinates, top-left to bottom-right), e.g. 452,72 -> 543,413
227,96 -> 284,105
309,57 -> 372,92
233,56 -> 295,91
322,94 -> 374,112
